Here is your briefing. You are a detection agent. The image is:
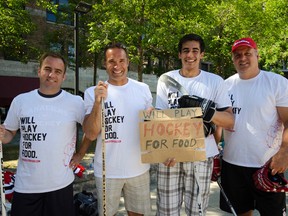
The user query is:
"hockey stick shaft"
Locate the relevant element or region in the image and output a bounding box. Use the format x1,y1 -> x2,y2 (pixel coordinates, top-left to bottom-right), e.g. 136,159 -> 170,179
101,99 -> 107,216
217,179 -> 237,216
0,117 -> 6,216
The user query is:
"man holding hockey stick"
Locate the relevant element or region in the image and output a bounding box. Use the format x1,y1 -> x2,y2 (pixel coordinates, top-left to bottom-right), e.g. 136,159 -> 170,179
155,33 -> 234,215
81,42 -> 153,216
220,37 -> 288,216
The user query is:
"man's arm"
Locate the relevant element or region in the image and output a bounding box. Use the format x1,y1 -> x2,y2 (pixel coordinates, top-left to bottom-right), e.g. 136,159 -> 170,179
83,81 -> 108,141
211,107 -> 234,130
270,106 -> 288,175
83,101 -> 102,141
69,134 -> 92,168
213,126 -> 223,144
0,125 -> 17,144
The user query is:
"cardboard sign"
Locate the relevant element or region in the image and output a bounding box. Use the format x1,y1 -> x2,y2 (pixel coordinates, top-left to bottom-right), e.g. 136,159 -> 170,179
139,108 -> 206,163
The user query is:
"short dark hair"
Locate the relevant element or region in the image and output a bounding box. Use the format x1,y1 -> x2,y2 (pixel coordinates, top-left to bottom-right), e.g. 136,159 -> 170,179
39,52 -> 67,73
178,33 -> 205,53
103,42 -> 129,61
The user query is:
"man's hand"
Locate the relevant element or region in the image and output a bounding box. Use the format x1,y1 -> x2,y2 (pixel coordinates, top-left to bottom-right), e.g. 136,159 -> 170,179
146,106 -> 154,114
0,125 -> 16,144
94,81 -> 108,103
163,158 -> 176,167
69,152 -> 84,169
270,147 -> 288,175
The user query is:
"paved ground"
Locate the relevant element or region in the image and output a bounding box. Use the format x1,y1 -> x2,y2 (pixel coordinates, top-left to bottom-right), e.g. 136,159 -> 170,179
117,164 -> 288,216
117,169 -> 262,216
118,181 -> 243,216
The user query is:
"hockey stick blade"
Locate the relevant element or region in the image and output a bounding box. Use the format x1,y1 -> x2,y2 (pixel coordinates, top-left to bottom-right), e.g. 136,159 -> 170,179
159,74 -> 189,95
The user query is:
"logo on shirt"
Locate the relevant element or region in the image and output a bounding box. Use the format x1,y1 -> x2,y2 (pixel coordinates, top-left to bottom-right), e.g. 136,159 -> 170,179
104,101 -> 124,142
229,94 -> 241,114
20,116 -> 47,162
168,91 -> 180,109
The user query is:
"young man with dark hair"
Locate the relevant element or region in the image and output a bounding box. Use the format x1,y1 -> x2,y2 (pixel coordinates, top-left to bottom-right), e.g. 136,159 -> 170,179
155,33 -> 234,215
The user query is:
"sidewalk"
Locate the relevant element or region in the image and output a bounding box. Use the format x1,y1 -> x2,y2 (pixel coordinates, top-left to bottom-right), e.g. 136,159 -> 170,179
119,181 -> 283,216
117,166 -> 251,216
117,164 -> 288,216
118,180 -> 231,216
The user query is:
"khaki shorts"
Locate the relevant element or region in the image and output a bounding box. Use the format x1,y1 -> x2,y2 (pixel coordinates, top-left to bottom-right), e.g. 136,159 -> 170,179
95,171 -> 151,216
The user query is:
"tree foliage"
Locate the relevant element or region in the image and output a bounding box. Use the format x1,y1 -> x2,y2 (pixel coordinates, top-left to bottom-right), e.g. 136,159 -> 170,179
203,0 -> 288,77
88,0 -> 213,80
87,0 -> 287,80
0,0 -> 287,78
0,0 -> 56,61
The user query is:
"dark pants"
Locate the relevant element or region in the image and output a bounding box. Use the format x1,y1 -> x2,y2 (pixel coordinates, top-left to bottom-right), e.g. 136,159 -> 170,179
11,183 -> 75,216
220,160 -> 286,216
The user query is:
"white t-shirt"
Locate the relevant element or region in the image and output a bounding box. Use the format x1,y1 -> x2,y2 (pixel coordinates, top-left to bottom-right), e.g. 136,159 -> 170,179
84,78 -> 152,178
4,90 -> 85,193
223,70 -> 288,167
156,69 -> 231,158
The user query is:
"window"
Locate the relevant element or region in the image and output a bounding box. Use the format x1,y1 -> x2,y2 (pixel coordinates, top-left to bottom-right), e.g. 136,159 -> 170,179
46,0 -> 72,25
50,42 -> 62,52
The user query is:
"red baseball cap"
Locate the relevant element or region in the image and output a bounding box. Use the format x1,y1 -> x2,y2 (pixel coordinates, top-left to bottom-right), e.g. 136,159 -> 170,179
231,37 -> 257,52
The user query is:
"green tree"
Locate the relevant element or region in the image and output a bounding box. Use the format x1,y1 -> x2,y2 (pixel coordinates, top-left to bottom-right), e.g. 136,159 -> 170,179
257,0 -> 288,72
0,0 -> 56,61
88,0 -> 211,80
203,0 -> 288,77
3,0 -> 286,79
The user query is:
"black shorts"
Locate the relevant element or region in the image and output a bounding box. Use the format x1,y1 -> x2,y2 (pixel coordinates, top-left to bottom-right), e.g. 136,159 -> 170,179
11,183 -> 75,216
220,160 -> 286,216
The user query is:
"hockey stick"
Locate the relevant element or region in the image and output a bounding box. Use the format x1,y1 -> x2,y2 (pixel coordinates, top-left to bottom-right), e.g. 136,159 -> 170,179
159,74 -> 189,95
101,98 -> 107,216
217,178 -> 237,216
0,117 -> 7,216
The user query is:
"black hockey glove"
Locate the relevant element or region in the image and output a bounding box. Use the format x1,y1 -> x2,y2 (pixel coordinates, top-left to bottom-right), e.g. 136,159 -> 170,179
178,95 -> 216,123
203,122 -> 216,137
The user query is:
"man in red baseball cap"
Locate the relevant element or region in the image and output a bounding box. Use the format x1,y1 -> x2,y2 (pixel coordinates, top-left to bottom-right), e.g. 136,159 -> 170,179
219,37 -> 288,216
